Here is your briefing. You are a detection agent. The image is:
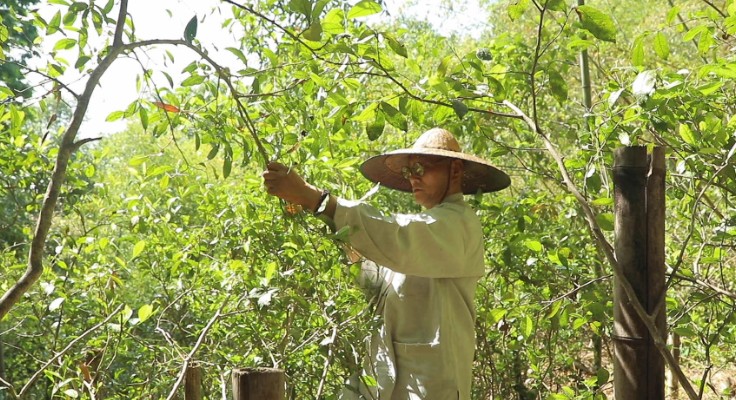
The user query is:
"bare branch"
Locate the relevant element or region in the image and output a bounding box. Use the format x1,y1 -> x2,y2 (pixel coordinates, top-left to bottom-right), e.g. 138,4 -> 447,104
700,0 -> 727,18
72,137 -> 103,152
113,0 -> 128,47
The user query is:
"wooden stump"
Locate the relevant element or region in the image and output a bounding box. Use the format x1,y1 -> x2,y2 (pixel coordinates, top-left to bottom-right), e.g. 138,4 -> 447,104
232,367 -> 285,400
185,364 -> 202,400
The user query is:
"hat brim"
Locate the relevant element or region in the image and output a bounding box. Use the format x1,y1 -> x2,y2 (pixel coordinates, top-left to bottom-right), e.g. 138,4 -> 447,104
359,148 -> 511,194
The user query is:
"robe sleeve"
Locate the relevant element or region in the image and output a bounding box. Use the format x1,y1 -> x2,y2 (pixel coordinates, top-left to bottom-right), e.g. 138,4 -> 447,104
332,198 -> 482,278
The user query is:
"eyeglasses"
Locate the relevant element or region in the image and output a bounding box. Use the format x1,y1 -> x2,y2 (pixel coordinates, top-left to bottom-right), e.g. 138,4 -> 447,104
401,162 -> 425,179
400,158 -> 447,180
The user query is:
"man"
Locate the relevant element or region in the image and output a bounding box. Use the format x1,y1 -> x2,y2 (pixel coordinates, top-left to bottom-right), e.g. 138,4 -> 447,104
263,127 -> 510,399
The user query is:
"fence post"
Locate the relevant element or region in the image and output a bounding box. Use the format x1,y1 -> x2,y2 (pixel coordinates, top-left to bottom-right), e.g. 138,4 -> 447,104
232,367 -> 285,400
185,364 -> 202,400
612,146 -> 666,399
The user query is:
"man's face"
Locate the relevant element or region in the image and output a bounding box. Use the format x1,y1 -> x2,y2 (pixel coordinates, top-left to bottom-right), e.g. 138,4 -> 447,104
404,155 -> 452,209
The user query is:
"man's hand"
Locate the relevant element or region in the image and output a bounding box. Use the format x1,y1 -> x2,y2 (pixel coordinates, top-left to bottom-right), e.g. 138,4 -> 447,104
262,162 -> 321,212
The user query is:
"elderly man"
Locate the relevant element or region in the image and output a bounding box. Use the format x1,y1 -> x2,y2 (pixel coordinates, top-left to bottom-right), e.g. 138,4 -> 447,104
263,127 -> 510,399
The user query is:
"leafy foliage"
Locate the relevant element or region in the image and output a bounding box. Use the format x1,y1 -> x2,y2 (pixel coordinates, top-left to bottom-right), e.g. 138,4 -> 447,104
2,0 -> 736,399
0,0 -> 40,98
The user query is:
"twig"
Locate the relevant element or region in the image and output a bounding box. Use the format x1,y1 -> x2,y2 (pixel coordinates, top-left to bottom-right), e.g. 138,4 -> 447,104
541,274 -> 612,308
72,137 -> 103,152
315,325 -> 338,399
0,374 -> 18,399
164,294 -> 232,400
18,305 -> 124,397
673,273 -> 736,301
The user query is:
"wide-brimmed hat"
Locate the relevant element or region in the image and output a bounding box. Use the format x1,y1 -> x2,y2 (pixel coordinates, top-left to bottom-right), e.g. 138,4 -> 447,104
359,128 -> 510,194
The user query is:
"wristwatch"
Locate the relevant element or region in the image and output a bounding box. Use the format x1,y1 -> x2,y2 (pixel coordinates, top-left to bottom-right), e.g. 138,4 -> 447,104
313,189 -> 330,216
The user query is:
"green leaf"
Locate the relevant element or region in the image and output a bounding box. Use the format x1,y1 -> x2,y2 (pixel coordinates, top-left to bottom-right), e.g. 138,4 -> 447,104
302,20 -> 322,41
106,110 -> 124,122
226,47 -> 249,64
451,99 -> 468,119
545,0 -> 567,12
181,75 -> 205,87
672,326 -> 696,337
63,10 -> 78,26
288,0 -> 312,20
653,32 -> 670,60
366,111 -> 385,141
223,147 -> 233,178
53,38 -> 77,51
567,38 -> 594,51
683,24 -> 707,42
384,33 -> 408,58
347,0 -> 382,19
184,15 -> 198,43
47,11 -> 62,35
353,102 -> 377,122
523,315 -> 534,337
139,107 -> 148,130
322,8 -> 345,34
548,69 -> 568,104
697,81 -> 723,96
379,101 -> 407,131
576,5 -> 617,43
596,213 -> 614,231
524,240 -> 543,252
508,0 -> 530,21
679,123 -> 697,146
597,368 -> 610,386
103,0 -> 114,13
132,240 -> 146,258
207,143 -> 219,160
591,197 -> 613,207
74,55 -> 91,70
631,34 -> 646,66
138,304 -> 154,323
489,308 -> 507,323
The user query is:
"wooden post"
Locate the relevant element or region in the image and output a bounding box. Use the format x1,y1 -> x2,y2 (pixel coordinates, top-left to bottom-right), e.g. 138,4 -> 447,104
612,146 -> 666,399
232,368 -> 285,400
185,364 -> 202,400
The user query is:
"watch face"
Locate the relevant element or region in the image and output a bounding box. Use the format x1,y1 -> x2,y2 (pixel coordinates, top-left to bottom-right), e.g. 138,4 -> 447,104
317,195 -> 328,213
315,191 -> 329,215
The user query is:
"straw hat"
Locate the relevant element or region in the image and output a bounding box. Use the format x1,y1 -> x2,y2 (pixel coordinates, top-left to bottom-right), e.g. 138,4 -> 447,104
359,128 -> 511,194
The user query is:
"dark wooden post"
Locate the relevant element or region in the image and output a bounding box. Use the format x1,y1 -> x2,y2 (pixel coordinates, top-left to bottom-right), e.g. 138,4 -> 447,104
612,146 -> 666,399
232,368 -> 285,400
185,364 -> 202,400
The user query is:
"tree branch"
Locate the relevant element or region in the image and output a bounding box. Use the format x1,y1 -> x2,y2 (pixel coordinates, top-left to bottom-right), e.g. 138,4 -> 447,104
0,374 -> 17,399
0,0 -> 129,321
17,305 -> 124,397
71,137 -> 103,152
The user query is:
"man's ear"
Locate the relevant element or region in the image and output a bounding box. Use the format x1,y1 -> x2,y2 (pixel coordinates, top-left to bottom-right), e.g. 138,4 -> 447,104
451,160 -> 464,180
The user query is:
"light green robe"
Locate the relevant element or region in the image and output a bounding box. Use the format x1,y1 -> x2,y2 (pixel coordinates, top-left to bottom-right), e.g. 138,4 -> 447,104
334,193 -> 484,400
